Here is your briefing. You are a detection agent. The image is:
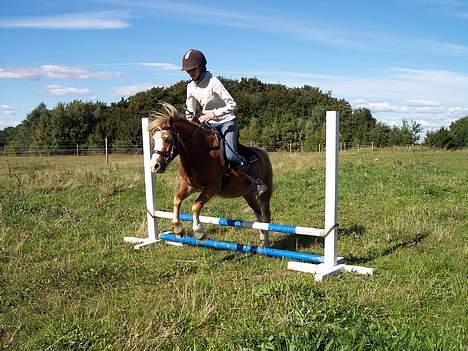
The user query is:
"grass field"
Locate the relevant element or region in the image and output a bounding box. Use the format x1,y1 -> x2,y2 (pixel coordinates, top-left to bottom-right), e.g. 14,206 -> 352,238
0,149 -> 466,350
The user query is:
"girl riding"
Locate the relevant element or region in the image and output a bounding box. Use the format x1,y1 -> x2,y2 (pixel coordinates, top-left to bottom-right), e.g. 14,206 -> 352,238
181,48 -> 268,196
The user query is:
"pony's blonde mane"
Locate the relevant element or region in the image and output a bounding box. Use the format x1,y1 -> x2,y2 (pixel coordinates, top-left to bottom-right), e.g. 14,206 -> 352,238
148,103 -> 181,135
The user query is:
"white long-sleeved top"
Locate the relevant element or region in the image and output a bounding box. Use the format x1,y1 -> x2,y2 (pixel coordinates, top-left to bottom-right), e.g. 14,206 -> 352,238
185,71 -> 236,126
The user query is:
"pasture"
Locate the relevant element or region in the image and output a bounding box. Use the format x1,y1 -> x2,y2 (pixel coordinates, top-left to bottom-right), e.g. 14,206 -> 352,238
0,150 -> 466,350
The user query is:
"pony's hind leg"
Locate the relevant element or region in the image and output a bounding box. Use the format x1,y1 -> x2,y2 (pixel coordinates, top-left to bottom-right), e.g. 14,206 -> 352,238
243,193 -> 270,247
173,181 -> 195,237
259,193 -> 272,245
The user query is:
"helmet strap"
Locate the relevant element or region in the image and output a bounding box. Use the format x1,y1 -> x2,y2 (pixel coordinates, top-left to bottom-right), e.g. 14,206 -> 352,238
194,69 -> 206,84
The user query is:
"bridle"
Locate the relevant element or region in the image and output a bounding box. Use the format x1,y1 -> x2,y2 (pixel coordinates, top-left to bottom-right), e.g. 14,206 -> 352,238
153,126 -> 179,164
153,121 -> 210,164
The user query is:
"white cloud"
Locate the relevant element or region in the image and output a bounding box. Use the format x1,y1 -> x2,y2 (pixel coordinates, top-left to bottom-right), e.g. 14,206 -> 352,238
246,67 -> 468,104
0,104 -> 15,115
404,99 -> 441,107
46,85 -> 91,96
352,100 -> 408,113
101,0 -> 468,55
137,62 -> 180,70
393,67 -> 468,85
111,83 -> 159,96
0,65 -> 122,80
0,11 -> 130,29
414,106 -> 445,114
431,41 -> 468,55
248,67 -> 468,131
447,107 -> 468,115
0,119 -> 21,128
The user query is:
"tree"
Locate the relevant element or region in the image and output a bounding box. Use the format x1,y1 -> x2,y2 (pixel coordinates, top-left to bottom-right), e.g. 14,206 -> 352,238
369,122 -> 392,147
424,128 -> 454,148
5,77 -> 439,151
424,116 -> 467,149
344,108 -> 377,143
0,127 -> 14,147
449,116 -> 468,147
392,119 -> 423,145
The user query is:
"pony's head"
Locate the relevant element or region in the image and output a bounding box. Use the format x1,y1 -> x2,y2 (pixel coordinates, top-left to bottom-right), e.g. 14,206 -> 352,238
148,103 -> 182,173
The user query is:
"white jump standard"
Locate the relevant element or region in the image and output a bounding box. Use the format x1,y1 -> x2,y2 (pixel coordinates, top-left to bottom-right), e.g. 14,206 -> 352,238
124,112 -> 374,281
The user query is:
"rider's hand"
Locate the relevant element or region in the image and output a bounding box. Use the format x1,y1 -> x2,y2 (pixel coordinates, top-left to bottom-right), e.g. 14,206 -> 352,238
199,112 -> 215,123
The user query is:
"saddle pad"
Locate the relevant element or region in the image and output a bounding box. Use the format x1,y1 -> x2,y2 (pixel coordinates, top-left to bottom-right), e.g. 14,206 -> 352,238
238,144 -> 259,164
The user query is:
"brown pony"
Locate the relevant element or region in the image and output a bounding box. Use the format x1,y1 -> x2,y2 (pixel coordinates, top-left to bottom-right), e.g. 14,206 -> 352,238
148,103 -> 273,246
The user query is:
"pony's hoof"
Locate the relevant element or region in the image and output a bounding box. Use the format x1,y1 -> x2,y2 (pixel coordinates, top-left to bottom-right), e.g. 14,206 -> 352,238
173,222 -> 184,236
256,240 -> 270,248
175,228 -> 186,239
194,231 -> 206,240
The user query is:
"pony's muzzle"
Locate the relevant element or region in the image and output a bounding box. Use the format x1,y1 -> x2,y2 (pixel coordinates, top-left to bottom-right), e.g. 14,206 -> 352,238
150,153 -> 167,173
152,161 -> 167,173
151,162 -> 161,173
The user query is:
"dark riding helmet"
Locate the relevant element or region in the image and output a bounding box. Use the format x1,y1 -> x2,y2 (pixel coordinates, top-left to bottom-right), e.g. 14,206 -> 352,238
181,49 -> 207,71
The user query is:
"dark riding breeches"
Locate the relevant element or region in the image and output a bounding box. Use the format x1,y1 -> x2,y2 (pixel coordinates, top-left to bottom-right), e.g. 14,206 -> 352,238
214,119 -> 246,167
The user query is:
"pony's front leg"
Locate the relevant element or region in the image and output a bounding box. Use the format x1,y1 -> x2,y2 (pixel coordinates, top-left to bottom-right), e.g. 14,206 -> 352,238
173,181 -> 195,237
191,191 -> 214,240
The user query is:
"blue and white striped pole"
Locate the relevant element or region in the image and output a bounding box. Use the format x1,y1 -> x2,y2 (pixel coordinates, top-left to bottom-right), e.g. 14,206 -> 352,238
153,211 -> 325,237
159,232 -> 323,264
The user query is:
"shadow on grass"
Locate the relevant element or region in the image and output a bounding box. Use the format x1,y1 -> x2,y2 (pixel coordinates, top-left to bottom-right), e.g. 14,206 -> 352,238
220,224 -> 368,259
219,235 -> 323,262
200,225 -> 428,266
268,223 -> 368,252
221,228 -> 428,266
340,224 -> 367,237
272,235 -> 322,251
344,231 -> 429,265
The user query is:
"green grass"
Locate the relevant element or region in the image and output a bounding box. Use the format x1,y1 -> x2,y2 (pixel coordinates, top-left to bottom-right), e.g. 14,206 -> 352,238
0,150 -> 466,350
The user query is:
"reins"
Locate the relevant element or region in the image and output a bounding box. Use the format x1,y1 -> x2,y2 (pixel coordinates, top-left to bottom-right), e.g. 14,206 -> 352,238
155,120 -> 216,160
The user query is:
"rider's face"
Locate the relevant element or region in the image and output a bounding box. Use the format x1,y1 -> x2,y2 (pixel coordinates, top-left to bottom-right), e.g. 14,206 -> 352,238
187,66 -> 203,82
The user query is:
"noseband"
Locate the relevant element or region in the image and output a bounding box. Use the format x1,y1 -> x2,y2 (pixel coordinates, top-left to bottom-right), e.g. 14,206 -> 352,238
154,127 -> 179,163
153,122 -> 212,163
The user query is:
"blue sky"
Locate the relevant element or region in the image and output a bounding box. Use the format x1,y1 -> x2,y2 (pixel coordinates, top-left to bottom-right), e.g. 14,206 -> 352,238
1,0 -> 467,133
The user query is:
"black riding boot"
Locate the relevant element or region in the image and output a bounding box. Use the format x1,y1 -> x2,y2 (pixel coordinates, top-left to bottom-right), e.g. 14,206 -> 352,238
238,163 -> 268,196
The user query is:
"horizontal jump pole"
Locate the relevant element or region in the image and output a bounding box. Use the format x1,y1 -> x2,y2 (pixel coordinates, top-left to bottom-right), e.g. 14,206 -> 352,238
153,210 -> 325,237
159,232 -> 323,264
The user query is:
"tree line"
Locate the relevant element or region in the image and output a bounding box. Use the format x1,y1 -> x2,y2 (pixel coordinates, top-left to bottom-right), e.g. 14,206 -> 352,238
0,77 -> 466,153
424,117 -> 468,149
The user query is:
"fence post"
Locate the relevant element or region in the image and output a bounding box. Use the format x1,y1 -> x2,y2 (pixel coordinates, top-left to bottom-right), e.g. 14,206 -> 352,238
105,137 -> 108,166
324,111 -> 339,267
142,118 -> 158,241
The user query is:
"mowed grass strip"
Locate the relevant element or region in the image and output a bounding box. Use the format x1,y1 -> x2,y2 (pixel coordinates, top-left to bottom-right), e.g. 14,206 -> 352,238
0,150 -> 466,350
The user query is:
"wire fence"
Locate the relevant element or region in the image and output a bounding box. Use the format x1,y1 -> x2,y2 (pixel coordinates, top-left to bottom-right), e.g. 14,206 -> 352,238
0,141 -> 430,157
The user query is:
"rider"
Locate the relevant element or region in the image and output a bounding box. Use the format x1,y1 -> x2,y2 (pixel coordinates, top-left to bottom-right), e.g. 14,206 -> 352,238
181,48 -> 267,196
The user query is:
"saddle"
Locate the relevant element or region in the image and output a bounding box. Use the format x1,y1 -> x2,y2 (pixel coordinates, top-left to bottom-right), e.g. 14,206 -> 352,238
210,131 -> 259,167
196,119 -> 258,165
237,143 -> 259,165
207,128 -> 259,188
